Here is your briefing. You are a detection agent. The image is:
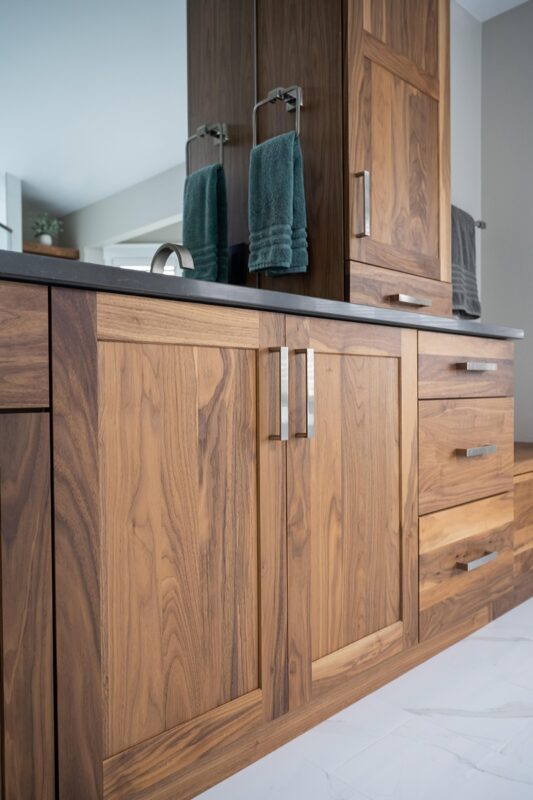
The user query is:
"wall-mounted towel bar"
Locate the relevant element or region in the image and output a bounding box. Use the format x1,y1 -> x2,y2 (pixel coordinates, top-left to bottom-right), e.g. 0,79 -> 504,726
475,220 -> 487,229
185,123 -> 229,176
252,85 -> 303,147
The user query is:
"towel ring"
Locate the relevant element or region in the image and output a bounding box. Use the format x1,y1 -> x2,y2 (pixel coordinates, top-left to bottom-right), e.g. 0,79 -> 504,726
252,85 -> 303,147
185,123 -> 229,176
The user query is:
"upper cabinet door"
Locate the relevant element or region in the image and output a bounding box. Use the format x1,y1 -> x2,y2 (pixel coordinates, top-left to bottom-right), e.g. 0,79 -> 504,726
285,316 -> 418,709
346,0 -> 450,281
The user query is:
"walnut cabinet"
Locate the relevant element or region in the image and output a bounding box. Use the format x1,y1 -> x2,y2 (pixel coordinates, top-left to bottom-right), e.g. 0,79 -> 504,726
50,289 -> 418,798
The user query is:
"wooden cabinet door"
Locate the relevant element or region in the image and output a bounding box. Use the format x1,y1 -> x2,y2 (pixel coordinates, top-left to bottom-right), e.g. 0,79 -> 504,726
52,290 -> 288,798
285,316 -> 418,707
0,413 -> 54,800
347,0 -> 450,281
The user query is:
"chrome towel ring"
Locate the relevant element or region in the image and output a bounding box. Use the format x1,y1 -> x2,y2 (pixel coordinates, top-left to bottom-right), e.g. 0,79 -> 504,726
185,123 -> 229,176
252,85 -> 303,147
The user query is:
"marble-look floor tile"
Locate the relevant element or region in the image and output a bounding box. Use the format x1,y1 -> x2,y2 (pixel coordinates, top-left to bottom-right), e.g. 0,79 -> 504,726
277,695 -> 412,773
199,600 -> 533,799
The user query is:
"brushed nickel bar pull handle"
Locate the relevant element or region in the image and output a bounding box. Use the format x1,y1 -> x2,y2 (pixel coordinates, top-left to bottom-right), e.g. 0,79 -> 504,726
388,294 -> 433,308
355,170 -> 371,238
456,361 -> 498,372
269,347 -> 289,442
456,444 -> 497,458
295,348 -> 315,439
456,551 -> 498,572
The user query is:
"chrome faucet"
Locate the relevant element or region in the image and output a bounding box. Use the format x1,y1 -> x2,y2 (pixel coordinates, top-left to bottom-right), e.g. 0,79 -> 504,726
150,243 -> 194,275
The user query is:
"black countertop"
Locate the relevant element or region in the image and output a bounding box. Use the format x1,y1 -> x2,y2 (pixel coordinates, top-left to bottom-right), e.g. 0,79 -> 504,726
0,250 -> 524,340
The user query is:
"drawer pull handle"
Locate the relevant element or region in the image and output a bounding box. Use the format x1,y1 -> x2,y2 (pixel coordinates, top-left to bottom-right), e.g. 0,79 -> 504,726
269,347 -> 289,441
295,348 -> 315,439
456,444 -> 497,458
388,294 -> 433,308
456,551 -> 498,572
456,361 -> 498,372
355,170 -> 371,238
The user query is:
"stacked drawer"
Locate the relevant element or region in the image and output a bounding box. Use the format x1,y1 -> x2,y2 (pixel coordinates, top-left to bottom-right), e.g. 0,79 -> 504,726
418,332 -> 515,641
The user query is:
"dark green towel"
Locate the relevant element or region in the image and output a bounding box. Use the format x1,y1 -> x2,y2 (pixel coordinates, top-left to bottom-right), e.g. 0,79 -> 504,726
182,164 -> 229,282
248,131 -> 308,276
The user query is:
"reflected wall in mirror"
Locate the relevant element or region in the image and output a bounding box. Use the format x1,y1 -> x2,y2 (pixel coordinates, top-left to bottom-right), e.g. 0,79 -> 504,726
0,0 -> 187,270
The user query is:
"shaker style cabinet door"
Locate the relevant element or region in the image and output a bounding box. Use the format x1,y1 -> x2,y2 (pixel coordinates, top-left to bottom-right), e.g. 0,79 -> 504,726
346,0 -> 450,283
285,316 -> 418,708
52,290 -> 289,799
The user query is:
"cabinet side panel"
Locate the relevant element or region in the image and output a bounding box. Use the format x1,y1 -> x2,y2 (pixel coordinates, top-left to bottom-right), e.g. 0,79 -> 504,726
51,288 -> 103,797
256,0 -> 344,300
0,413 -> 54,800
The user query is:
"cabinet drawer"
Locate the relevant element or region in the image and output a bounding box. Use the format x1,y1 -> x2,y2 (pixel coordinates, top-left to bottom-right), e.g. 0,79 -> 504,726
0,281 -> 49,408
419,332 -> 513,399
348,262 -> 452,318
419,398 -> 514,514
419,493 -> 514,641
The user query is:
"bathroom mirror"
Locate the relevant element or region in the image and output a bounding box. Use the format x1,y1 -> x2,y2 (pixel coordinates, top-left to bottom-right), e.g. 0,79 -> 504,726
0,0 -> 188,268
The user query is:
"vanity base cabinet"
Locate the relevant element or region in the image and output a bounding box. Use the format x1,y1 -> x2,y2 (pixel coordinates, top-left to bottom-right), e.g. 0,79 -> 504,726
45,289 -> 523,799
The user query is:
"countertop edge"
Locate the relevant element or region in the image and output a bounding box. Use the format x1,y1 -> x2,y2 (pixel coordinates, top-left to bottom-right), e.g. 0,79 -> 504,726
0,250 -> 524,340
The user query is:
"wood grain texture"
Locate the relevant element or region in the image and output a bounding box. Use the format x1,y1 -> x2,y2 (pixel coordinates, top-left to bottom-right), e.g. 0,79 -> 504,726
103,690 -> 263,799
51,288 -> 103,797
312,622 -> 404,695
399,328 -> 419,647
348,2 -> 441,280
256,0 -> 344,300
515,442 -> 533,476
257,314 -> 289,719
100,341 -> 259,755
187,0 -> 254,250
347,0 -> 450,284
286,316 -> 417,703
348,260 -> 452,317
438,0 -> 451,282
97,293 -> 260,349
0,280 -> 48,408
418,332 -> 513,399
0,413 -> 54,800
419,494 -> 514,641
363,0 -> 439,77
419,397 -> 514,514
514,472 -> 533,551
106,607 -> 489,800
362,30 -> 439,99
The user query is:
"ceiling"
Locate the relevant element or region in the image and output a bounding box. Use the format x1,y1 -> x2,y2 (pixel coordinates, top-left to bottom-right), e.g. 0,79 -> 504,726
456,0 -> 530,22
0,0 -> 187,216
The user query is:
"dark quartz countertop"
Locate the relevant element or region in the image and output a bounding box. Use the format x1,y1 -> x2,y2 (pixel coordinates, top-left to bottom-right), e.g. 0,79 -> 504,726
0,250 -> 524,340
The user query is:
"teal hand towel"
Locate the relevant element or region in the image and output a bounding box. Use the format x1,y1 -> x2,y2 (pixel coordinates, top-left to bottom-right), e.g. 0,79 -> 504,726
248,131 -> 308,276
182,164 -> 229,282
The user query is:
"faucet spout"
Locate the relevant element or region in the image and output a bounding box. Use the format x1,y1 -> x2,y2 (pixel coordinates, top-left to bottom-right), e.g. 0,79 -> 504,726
150,243 -> 194,275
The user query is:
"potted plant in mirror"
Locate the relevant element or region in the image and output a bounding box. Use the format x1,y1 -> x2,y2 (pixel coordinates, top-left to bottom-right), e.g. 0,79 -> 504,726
32,212 -> 63,246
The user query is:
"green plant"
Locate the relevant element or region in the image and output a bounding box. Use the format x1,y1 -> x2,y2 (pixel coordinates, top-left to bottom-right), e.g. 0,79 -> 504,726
32,212 -> 63,238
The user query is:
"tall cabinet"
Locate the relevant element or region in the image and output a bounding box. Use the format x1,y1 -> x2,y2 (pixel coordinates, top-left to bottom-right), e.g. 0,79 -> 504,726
187,0 -> 451,314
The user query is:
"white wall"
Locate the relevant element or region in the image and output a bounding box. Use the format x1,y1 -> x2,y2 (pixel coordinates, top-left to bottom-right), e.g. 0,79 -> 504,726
61,163 -> 185,262
481,0 -> 533,440
0,172 -> 22,251
451,0 -> 483,280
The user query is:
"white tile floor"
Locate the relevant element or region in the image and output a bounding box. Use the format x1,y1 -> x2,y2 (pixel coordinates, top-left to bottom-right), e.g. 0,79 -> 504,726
198,600 -> 533,800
